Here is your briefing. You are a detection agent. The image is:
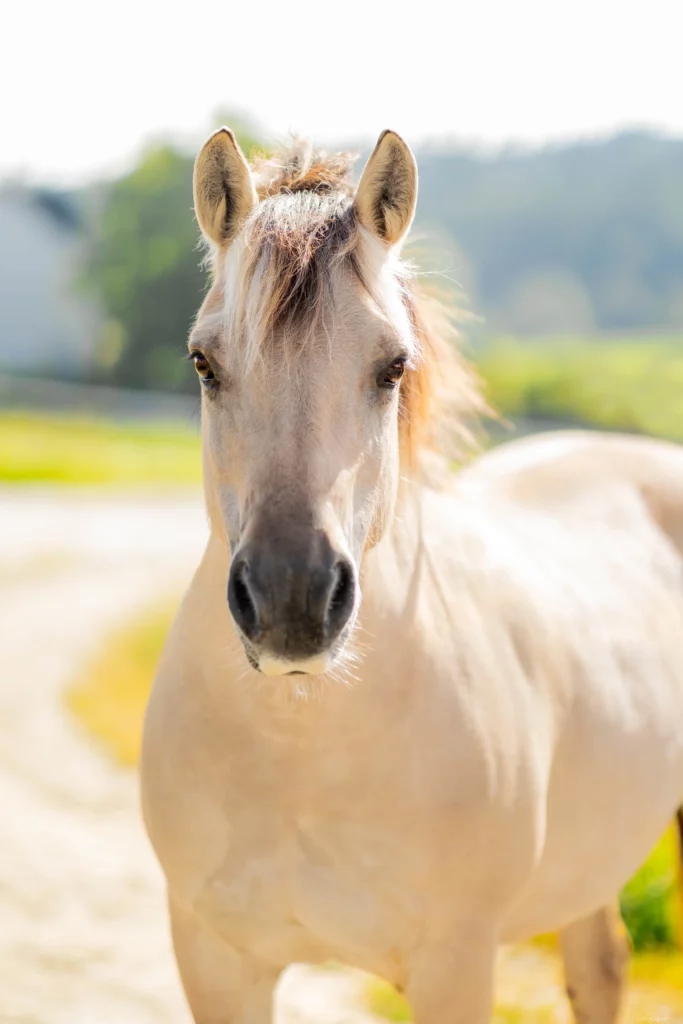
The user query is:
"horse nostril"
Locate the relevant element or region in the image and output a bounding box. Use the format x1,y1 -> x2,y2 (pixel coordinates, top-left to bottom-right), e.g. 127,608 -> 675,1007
325,558 -> 356,639
227,560 -> 260,640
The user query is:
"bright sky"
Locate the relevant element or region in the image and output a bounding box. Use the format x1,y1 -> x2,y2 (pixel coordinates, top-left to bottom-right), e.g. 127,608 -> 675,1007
3,0 -> 680,185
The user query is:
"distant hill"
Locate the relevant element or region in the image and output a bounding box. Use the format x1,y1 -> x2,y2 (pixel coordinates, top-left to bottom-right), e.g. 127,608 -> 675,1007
413,131 -> 683,335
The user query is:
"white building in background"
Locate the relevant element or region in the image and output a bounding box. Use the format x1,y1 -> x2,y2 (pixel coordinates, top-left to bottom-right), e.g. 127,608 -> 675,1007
0,186 -> 99,377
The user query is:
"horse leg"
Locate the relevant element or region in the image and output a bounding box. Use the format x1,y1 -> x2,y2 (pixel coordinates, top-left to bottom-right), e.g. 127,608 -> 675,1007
676,807 -> 683,944
559,902 -> 631,1024
169,895 -> 279,1024
405,922 -> 498,1024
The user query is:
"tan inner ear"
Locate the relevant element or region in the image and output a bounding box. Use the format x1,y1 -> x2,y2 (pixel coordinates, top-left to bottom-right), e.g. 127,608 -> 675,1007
193,128 -> 257,247
354,130 -> 418,246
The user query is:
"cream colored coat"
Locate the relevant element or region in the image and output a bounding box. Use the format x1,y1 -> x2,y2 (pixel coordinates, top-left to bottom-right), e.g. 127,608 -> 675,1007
141,127 -> 683,1024
142,430 -> 683,1024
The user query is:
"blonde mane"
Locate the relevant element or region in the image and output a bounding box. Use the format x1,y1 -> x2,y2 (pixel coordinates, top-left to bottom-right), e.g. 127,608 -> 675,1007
207,140 -> 485,469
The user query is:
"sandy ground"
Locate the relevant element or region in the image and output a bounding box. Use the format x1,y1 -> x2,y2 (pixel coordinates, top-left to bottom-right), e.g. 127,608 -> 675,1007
0,488 -> 378,1024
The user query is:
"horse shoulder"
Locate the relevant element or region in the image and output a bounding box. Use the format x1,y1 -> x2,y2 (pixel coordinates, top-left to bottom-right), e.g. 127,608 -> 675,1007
458,430 -> 683,539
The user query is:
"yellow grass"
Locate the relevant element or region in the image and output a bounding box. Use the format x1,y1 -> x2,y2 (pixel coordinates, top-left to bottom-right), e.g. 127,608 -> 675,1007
0,411 -> 201,486
367,946 -> 683,1023
66,602 -> 177,767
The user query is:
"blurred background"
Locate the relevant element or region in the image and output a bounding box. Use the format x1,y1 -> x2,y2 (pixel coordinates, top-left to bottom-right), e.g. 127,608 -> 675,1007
2,1 -> 683,1021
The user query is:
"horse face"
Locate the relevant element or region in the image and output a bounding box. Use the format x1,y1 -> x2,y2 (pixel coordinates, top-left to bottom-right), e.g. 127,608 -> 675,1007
190,128 -> 417,676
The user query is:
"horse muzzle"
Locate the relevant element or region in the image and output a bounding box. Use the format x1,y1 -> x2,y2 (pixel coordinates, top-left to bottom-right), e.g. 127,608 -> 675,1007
226,528 -> 358,675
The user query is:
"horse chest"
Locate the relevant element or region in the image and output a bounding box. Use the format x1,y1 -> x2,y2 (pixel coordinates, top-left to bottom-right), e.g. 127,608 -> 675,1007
195,786 -> 428,972
185,687 -> 517,969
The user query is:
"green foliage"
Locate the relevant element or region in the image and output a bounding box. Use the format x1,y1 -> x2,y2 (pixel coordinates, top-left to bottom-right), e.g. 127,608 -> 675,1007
620,827 -> 681,950
477,337 -> 683,440
85,145 -> 203,391
83,119 -> 264,392
0,412 -> 201,485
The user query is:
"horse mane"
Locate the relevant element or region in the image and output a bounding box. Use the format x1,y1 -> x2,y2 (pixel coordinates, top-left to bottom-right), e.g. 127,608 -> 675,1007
399,278 -> 486,469
220,140 -> 485,472
251,140 -> 357,199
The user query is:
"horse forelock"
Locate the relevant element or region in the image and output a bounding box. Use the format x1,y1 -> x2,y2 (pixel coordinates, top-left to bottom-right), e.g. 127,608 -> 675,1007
242,188 -> 360,347
251,140 -> 358,199
205,141 -> 485,470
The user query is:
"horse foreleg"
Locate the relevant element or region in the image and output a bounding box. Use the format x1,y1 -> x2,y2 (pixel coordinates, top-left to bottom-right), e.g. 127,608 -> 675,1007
405,921 -> 498,1023
559,902 -> 631,1024
169,894 -> 279,1024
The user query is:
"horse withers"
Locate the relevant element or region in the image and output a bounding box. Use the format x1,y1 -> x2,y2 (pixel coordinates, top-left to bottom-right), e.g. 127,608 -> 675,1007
141,126 -> 683,1023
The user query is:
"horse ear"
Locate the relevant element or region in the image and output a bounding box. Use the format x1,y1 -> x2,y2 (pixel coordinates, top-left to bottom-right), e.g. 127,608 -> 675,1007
193,127 -> 258,246
354,130 -> 418,247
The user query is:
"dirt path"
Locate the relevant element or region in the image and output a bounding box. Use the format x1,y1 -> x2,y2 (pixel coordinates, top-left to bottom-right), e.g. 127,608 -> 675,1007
0,489 -> 378,1024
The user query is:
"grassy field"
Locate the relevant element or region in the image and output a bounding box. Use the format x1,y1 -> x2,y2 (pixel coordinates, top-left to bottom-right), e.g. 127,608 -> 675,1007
0,411 -> 201,485
478,336 -> 683,441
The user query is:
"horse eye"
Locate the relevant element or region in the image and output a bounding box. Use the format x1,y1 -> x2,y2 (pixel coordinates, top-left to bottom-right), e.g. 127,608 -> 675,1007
378,358 -> 406,389
190,351 -> 216,386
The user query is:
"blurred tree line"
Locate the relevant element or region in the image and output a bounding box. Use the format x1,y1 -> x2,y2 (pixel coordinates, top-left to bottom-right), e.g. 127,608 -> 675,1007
83,115 -> 262,392
82,127 -> 683,391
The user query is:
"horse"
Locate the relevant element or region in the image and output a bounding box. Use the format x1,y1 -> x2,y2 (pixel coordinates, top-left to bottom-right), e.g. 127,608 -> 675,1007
141,127 -> 683,1024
